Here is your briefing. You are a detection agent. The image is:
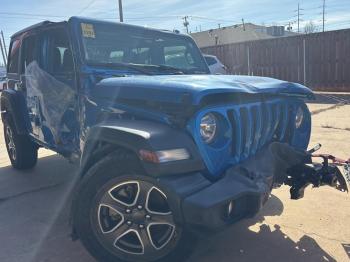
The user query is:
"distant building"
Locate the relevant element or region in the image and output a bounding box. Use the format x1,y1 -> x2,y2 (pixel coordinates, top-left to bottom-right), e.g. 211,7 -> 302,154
191,23 -> 298,48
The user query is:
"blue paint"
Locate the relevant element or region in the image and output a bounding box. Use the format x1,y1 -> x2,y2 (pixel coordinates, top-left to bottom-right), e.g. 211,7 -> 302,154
7,17 -> 313,179
187,99 -> 311,176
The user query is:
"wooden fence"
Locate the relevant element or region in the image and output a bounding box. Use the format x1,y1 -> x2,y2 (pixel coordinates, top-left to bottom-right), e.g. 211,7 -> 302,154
201,29 -> 350,92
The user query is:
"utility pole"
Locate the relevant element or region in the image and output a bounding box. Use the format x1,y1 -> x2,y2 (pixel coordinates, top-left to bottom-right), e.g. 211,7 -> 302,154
297,3 -> 300,32
322,0 -> 326,32
118,0 -> 124,22
182,16 -> 189,34
0,37 -> 6,68
242,18 -> 246,31
1,31 -> 7,58
294,3 -> 303,33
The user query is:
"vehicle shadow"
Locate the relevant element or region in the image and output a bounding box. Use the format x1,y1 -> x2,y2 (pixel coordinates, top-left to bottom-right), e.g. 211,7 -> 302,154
190,195 -> 336,262
0,155 -> 337,262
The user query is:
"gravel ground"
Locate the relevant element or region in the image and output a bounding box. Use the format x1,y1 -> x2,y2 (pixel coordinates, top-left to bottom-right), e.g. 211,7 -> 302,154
0,100 -> 349,262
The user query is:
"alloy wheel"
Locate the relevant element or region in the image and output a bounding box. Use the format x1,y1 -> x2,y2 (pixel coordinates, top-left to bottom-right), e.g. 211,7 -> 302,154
5,125 -> 16,161
95,180 -> 176,257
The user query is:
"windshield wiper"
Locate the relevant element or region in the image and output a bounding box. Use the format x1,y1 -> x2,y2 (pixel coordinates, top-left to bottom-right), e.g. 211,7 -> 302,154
88,62 -> 155,75
150,65 -> 185,75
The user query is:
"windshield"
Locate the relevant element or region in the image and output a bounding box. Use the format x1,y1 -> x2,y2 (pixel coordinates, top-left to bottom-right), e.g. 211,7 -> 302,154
80,22 -> 209,74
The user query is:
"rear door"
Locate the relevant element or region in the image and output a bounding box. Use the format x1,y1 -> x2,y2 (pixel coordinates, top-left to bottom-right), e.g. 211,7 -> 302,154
20,34 -> 41,137
7,38 -> 22,89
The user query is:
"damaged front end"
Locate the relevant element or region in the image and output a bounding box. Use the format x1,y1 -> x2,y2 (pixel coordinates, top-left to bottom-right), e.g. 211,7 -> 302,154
171,142 -> 349,231
286,144 -> 349,199
238,142 -> 349,200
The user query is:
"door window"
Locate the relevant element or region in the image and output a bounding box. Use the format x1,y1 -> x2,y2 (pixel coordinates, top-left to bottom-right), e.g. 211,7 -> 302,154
8,39 -> 20,73
21,35 -> 38,73
41,28 -> 74,74
205,56 -> 217,66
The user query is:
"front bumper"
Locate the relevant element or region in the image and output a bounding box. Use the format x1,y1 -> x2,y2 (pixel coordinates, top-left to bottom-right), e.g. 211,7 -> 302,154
182,169 -> 271,230
159,142 -> 305,231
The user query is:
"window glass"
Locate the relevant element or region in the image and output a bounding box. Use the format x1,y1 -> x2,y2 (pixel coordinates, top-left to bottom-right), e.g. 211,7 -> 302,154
164,45 -> 195,69
205,56 -> 217,66
21,35 -> 38,73
8,39 -> 20,73
130,47 -> 151,64
109,50 -> 124,63
42,28 -> 73,74
80,22 -> 209,74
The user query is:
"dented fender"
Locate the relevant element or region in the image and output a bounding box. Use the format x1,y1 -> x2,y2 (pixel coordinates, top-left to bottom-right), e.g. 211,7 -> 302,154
80,119 -> 205,177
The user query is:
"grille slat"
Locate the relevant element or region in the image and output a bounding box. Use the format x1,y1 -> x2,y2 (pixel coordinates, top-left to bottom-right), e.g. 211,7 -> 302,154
260,104 -> 271,146
241,107 -> 252,159
278,103 -> 289,141
252,105 -> 263,154
228,100 -> 292,162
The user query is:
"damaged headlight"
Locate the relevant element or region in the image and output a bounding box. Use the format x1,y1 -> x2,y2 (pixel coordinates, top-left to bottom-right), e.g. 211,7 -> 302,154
295,106 -> 304,129
200,113 -> 217,143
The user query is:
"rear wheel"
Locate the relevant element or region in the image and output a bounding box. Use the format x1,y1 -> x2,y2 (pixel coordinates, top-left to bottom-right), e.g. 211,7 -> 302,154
3,116 -> 38,169
74,151 -> 196,262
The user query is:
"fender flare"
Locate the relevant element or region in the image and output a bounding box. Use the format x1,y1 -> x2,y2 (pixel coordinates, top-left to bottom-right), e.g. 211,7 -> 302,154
80,119 -> 205,177
1,89 -> 29,135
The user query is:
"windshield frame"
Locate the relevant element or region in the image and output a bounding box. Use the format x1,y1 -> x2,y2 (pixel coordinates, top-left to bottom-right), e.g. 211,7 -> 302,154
73,19 -> 210,75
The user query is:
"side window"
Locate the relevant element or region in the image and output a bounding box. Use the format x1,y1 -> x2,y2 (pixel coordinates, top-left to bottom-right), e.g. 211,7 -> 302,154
164,45 -> 194,69
21,35 -> 38,73
42,28 -> 74,74
205,56 -> 217,66
8,39 -> 21,73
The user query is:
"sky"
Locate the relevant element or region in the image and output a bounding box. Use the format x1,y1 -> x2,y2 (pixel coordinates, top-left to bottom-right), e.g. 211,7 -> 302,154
0,0 -> 350,63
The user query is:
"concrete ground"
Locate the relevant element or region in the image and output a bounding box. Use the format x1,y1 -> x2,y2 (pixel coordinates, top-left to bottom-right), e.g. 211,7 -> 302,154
0,98 -> 349,262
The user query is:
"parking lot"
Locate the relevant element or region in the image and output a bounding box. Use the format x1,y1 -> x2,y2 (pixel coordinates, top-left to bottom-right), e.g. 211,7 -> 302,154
0,97 -> 349,262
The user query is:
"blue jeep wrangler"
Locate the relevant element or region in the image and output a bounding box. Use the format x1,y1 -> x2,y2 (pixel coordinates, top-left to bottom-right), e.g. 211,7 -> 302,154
1,17 -> 348,262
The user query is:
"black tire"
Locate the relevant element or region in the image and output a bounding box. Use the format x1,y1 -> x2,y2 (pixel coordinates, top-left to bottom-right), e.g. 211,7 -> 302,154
3,115 -> 38,170
73,150 -> 196,262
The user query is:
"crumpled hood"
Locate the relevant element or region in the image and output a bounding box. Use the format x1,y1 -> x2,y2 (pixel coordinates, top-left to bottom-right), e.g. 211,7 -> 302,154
94,75 -> 314,105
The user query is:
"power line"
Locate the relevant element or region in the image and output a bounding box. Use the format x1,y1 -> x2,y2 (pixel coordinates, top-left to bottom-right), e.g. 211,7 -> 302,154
294,3 -> 304,33
77,0 -> 97,15
0,11 -> 65,18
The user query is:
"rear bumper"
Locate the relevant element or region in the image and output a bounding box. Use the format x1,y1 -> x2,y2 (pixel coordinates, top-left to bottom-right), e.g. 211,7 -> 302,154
159,143 -> 305,231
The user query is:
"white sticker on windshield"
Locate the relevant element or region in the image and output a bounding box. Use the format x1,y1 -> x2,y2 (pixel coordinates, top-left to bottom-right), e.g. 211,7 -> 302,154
81,23 -> 95,38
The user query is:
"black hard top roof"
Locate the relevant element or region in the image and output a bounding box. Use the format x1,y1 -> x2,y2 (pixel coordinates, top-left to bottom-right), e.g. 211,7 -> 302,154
11,17 -> 184,39
11,20 -> 56,39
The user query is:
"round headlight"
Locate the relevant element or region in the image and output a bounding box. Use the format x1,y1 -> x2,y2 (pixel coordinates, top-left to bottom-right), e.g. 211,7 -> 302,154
295,107 -> 304,129
200,113 -> 217,143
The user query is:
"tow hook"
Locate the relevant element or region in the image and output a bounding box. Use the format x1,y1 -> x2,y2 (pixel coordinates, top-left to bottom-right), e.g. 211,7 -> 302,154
285,144 -> 349,200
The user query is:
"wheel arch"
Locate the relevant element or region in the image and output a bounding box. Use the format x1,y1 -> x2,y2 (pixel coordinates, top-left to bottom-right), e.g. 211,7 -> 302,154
1,89 -> 29,135
79,120 -> 205,178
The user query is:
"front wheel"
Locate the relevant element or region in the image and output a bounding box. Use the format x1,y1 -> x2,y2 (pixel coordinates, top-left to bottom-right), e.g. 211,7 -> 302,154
73,152 -> 196,262
3,116 -> 38,170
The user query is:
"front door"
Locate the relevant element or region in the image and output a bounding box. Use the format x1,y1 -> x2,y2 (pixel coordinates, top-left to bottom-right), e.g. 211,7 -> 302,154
21,26 -> 79,152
